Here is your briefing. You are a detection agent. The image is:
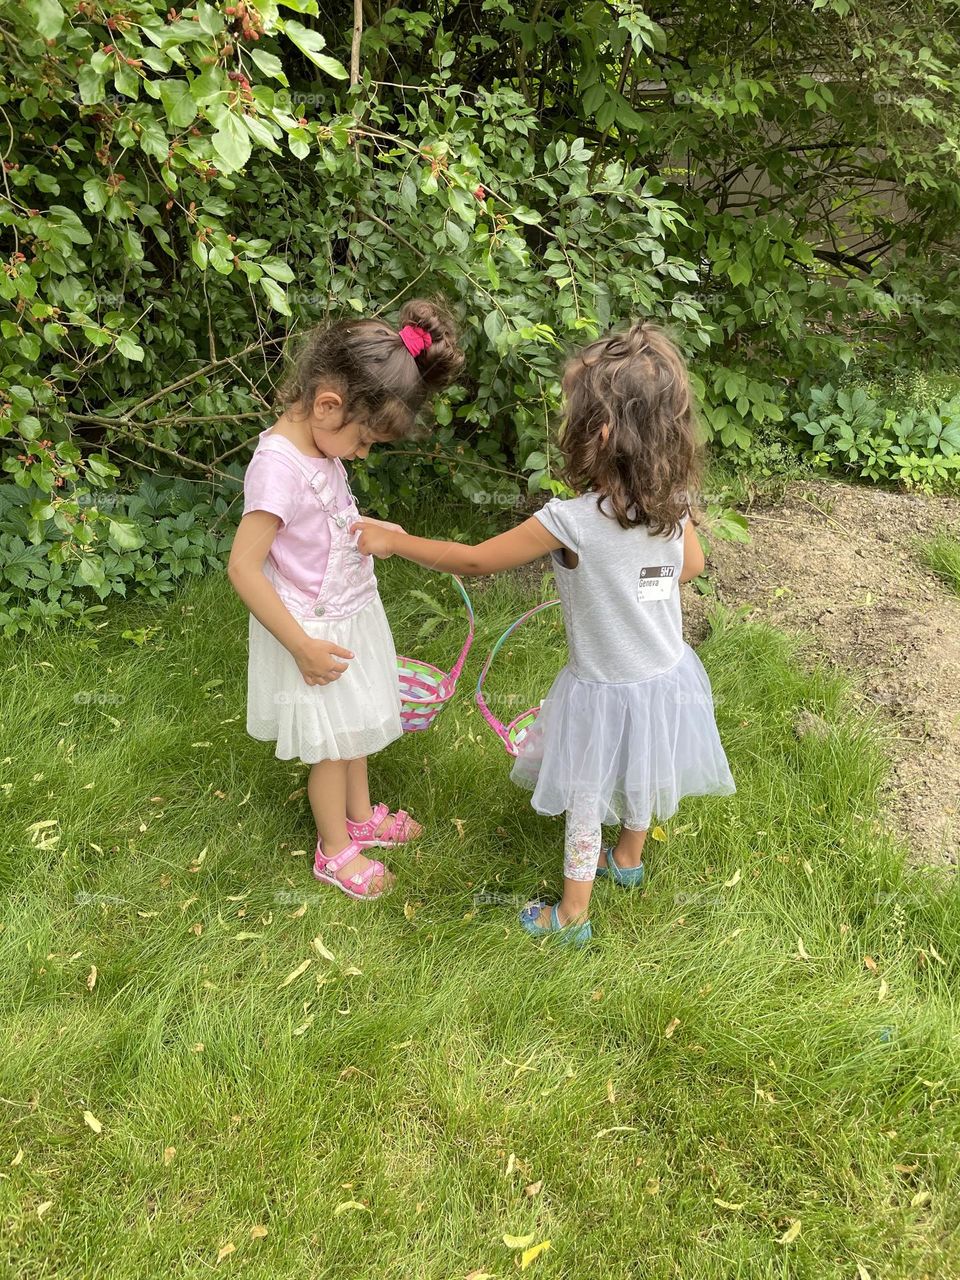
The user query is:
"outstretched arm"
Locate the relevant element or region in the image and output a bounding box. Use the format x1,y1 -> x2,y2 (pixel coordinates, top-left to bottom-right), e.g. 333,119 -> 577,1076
352,515 -> 564,576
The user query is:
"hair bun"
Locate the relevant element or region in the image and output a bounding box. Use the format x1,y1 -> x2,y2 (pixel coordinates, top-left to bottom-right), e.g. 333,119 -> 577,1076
398,297 -> 465,392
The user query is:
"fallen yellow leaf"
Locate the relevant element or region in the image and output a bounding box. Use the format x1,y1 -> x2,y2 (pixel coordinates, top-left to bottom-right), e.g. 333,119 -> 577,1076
878,978 -> 889,1002
778,1219 -> 801,1244
910,1189 -> 931,1208
796,938 -> 811,961
311,938 -> 336,963
403,902 -> 416,922
664,1017 -> 680,1039
216,1241 -> 235,1263
86,966 -> 97,992
605,1077 -> 616,1104
452,818 -> 465,839
334,1200 -> 370,1215
524,1180 -> 543,1198
250,1225 -> 268,1240
82,1111 -> 102,1134
864,955 -> 878,972
520,1240 -> 551,1269
714,1198 -> 743,1211
651,826 -> 667,842
723,868 -> 742,888
856,1264 -> 872,1280
278,958 -> 312,989
163,1146 -> 176,1166
645,1176 -> 660,1196
10,1148 -> 23,1167
503,1233 -> 536,1249
36,1200 -> 53,1220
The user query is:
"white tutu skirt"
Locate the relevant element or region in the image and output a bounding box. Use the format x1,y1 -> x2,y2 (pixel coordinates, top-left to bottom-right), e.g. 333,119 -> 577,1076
510,643 -> 735,829
246,593 -> 403,763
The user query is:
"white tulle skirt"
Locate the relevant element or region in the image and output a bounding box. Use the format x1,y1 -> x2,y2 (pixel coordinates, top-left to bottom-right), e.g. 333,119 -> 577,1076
246,593 -> 403,764
510,643 -> 735,829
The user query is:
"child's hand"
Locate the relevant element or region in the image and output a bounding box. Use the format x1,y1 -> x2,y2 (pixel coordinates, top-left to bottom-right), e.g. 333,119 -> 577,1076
294,637 -> 354,686
351,519 -> 400,558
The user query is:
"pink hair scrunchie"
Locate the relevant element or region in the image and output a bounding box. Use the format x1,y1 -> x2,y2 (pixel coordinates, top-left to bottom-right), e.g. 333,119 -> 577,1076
398,324 -> 433,358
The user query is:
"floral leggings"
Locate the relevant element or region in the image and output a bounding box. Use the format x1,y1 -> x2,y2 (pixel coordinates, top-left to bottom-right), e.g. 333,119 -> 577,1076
564,817 -> 602,881
564,814 -> 646,881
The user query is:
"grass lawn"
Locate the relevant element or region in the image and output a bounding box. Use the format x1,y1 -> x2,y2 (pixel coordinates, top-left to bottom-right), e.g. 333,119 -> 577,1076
1,557 -> 958,1279
918,533 -> 960,596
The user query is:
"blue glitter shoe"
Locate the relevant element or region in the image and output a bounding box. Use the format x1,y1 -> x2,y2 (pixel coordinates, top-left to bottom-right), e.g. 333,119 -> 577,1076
595,846 -> 645,888
519,900 -> 592,946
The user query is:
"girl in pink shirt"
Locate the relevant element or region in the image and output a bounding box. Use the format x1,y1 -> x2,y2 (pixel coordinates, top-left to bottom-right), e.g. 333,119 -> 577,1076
228,301 -> 463,900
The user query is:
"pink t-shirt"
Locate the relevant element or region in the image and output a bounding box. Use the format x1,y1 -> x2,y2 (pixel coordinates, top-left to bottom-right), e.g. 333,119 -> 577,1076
242,433 -> 352,597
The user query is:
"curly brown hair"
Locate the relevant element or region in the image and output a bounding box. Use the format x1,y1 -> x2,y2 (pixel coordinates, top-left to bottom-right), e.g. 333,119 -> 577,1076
280,298 -> 465,441
558,321 -> 703,537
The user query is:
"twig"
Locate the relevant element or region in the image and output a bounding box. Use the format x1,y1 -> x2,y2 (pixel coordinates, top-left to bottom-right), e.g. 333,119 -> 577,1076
350,0 -> 363,87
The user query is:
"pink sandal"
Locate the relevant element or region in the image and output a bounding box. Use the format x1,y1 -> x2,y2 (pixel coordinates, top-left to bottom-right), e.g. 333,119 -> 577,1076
313,839 -> 391,901
346,802 -> 421,849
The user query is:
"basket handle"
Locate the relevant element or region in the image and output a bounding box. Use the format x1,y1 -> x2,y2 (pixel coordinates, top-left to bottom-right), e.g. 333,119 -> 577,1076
475,599 -> 560,748
443,575 -> 475,689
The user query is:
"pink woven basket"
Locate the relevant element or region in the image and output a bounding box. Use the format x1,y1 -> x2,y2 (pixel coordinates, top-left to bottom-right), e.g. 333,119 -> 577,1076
397,575 -> 475,732
475,599 -> 561,755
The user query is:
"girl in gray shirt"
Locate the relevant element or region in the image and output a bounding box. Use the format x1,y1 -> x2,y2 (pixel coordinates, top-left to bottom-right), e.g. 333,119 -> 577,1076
354,321 -> 735,944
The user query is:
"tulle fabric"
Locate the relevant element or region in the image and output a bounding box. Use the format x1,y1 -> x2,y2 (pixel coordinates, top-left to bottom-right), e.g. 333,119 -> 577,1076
510,643 -> 735,829
246,593 -> 402,763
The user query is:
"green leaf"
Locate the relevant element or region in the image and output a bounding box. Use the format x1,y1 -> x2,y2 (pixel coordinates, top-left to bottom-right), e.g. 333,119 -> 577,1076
250,48 -> 289,84
281,20 -> 348,78
259,276 -> 292,315
108,518 -> 146,552
78,65 -> 106,106
116,333 -> 145,361
212,113 -> 252,174
27,0 -> 63,39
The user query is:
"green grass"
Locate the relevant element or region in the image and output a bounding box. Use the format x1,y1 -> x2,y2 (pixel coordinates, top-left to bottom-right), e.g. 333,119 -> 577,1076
1,562 -> 959,1280
918,532 -> 960,595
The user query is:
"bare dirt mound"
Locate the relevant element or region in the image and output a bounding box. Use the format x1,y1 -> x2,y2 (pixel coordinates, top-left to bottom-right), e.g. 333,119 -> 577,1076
685,479 -> 960,867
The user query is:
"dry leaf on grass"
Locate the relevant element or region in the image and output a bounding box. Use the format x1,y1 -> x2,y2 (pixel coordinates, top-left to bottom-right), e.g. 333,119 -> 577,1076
465,1272 -> 495,1280
289,904 -> 308,919
452,818 -> 466,839
502,1233 -> 535,1249
278,959 -> 312,989
82,1111 -> 102,1134
856,1264 -> 873,1280
520,1240 -> 550,1269
645,1177 -> 660,1196
651,826 -> 667,842
163,1146 -> 176,1166
596,1125 -> 637,1138
796,938 -> 811,961
403,902 -> 417,922
878,978 -> 889,1002
723,868 -> 742,888
249,1225 -> 268,1240
606,1078 -> 616,1104
36,1200 -> 53,1220
524,1180 -> 543,1199
664,1017 -> 680,1039
311,938 -> 335,962
714,1198 -> 743,1211
10,1148 -> 23,1167
777,1219 -> 801,1244
863,955 -> 878,972
86,966 -> 97,991
910,1189 -> 932,1207
334,1200 -> 370,1215
216,1241 -> 235,1263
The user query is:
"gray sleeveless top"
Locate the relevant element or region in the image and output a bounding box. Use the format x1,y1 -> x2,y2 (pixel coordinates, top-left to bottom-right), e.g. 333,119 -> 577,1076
535,493 -> 687,684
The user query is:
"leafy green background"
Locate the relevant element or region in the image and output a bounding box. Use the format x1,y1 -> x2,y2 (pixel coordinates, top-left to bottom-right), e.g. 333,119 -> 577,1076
2,0 -> 960,632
